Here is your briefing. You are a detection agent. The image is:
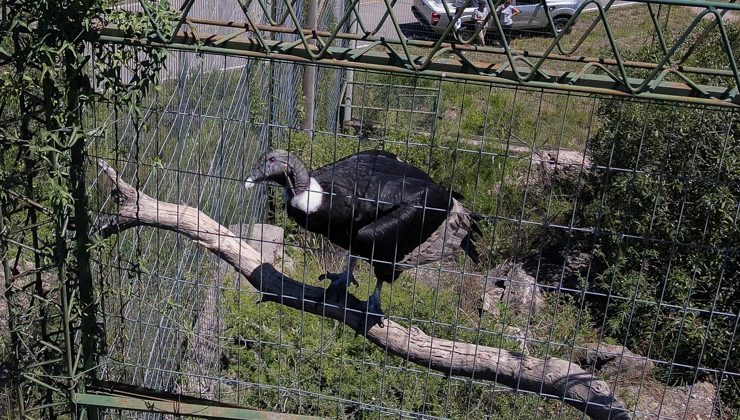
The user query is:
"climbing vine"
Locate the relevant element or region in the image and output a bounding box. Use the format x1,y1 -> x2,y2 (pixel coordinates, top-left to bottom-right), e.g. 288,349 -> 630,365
0,0 -> 174,417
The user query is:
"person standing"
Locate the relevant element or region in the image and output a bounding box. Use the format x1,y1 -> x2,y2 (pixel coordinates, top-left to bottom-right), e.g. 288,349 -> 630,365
472,2 -> 489,45
496,0 -> 520,46
453,0 -> 482,38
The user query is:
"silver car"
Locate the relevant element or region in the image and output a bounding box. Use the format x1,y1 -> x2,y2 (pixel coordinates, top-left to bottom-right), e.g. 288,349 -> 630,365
411,0 -> 581,37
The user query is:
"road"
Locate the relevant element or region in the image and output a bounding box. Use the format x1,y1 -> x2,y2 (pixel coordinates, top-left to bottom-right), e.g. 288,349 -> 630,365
355,0 -> 417,39
355,0 -> 635,40
119,0 -> 634,44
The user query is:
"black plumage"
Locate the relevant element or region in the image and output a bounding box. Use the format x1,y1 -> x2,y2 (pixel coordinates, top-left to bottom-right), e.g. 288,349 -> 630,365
245,149 -> 480,323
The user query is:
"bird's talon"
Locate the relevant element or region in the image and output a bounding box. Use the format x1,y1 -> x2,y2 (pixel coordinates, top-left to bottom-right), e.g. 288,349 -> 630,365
365,313 -> 385,329
365,291 -> 385,328
373,316 -> 385,328
321,271 -> 358,293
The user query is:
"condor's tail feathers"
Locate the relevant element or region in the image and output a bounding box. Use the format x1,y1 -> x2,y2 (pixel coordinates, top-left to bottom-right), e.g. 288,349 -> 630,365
461,212 -> 482,265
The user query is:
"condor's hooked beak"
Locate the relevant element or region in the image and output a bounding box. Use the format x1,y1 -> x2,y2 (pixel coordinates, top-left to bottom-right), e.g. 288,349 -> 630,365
244,151 -> 290,190
244,164 -> 267,190
245,159 -> 282,190
244,171 -> 265,190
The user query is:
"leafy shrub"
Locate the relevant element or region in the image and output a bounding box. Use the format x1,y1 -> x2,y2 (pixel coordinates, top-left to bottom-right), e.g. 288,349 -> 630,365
581,23 -> 740,406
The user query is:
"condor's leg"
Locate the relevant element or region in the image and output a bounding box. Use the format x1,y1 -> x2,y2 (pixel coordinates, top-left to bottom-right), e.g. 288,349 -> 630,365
367,278 -> 386,327
354,194 -> 441,327
320,255 -> 359,296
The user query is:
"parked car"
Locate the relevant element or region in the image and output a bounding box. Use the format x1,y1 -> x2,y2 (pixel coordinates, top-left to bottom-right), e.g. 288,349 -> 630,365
411,0 -> 581,37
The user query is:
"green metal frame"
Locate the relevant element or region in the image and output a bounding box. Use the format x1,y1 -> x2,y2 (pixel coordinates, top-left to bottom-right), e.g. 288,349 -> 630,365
98,25 -> 737,107
73,393 -> 318,419
98,0 -> 740,107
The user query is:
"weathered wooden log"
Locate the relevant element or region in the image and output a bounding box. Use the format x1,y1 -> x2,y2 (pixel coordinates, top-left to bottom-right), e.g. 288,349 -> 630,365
96,159 -> 631,420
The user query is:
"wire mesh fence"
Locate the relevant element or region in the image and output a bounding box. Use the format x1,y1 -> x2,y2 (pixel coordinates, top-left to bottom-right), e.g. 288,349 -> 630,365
87,56 -> 738,418
1,0 -> 739,419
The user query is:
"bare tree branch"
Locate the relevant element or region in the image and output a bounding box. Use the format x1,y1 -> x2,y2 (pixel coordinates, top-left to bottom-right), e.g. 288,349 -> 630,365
96,158 -> 631,420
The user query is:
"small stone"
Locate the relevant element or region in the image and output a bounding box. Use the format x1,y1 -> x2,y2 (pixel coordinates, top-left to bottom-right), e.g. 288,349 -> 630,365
480,261 -> 544,319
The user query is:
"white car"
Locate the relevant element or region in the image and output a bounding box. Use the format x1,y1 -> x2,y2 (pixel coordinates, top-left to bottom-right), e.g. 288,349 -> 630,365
411,0 -> 581,37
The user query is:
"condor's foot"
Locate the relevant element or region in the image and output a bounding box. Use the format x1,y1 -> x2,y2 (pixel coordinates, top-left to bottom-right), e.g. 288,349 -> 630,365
365,288 -> 385,328
319,271 -> 359,298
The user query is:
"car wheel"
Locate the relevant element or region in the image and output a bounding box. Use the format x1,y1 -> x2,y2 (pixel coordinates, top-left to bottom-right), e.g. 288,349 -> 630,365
458,22 -> 476,43
552,17 -> 571,35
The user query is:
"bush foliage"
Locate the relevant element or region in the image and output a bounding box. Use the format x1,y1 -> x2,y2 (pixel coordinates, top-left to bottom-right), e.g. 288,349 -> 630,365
582,23 -> 740,402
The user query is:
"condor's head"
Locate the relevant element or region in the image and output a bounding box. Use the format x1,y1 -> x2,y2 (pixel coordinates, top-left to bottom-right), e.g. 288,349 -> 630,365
245,149 -> 310,195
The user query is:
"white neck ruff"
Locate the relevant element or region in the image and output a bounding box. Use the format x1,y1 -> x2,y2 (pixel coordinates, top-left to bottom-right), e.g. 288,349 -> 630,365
290,177 -> 323,214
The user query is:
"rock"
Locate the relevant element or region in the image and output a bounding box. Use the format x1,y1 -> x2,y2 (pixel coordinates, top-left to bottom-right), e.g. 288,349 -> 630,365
575,343 -> 654,378
522,246 -> 592,290
440,107 -> 459,120
504,326 -> 529,354
227,223 -> 293,273
343,117 -> 380,141
533,148 -> 591,188
480,261 -> 544,319
497,147 -> 590,194
575,344 -> 722,417
621,381 -> 720,419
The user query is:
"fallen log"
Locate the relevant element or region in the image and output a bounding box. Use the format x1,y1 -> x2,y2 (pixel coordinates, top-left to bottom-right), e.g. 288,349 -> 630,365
96,158 -> 630,420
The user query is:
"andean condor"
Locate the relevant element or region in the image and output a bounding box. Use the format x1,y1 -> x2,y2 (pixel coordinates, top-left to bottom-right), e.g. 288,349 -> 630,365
245,149 -> 480,325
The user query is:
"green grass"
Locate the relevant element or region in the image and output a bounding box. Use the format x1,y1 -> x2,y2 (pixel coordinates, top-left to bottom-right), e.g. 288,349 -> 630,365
220,242 -> 590,418
514,5 -> 699,60
373,5 -> 715,154
349,67 -> 598,154
88,22 -> 739,414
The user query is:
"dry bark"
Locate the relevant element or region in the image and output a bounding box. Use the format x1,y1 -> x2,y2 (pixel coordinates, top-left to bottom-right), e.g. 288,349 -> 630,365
575,343 -> 654,378
96,159 -> 631,420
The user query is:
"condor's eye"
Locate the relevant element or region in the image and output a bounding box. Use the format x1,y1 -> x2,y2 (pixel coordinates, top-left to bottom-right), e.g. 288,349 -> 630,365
268,157 -> 276,164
